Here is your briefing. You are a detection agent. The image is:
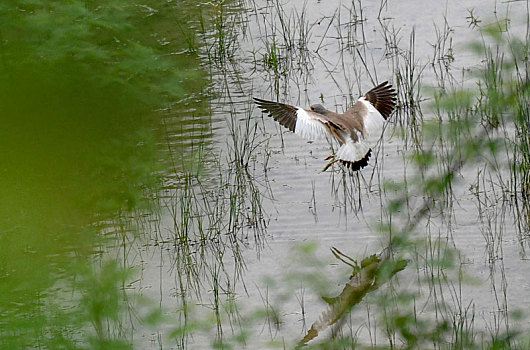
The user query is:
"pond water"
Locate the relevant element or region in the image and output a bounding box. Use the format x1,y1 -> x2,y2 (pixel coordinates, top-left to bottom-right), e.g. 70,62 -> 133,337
135,0 -> 530,348
2,0 -> 530,349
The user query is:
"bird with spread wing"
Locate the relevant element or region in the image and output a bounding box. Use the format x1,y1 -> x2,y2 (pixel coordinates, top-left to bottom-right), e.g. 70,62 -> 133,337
254,81 -> 397,171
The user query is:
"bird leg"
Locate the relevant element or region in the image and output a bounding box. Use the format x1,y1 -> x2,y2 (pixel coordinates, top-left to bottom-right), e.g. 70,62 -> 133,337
325,154 -> 336,160
322,158 -> 339,172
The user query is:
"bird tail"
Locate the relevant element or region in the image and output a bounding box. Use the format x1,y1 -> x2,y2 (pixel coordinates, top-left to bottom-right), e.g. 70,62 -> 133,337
335,141 -> 372,171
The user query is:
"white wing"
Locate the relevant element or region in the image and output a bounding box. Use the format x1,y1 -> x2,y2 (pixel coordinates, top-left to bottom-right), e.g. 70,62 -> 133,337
294,108 -> 332,141
358,97 -> 385,138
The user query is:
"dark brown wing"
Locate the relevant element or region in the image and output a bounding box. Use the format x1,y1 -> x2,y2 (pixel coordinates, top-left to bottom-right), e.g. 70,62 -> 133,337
253,98 -> 297,132
363,81 -> 397,120
254,97 -> 350,142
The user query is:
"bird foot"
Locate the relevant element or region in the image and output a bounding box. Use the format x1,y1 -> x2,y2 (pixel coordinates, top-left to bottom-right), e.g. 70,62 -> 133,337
322,159 -> 339,172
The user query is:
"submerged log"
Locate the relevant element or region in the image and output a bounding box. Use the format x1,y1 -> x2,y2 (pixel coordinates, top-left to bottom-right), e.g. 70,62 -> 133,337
299,247 -> 407,346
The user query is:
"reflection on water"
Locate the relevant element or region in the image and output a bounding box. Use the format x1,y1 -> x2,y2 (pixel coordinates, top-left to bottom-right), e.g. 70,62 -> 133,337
0,0 -> 211,347
2,0 -> 530,348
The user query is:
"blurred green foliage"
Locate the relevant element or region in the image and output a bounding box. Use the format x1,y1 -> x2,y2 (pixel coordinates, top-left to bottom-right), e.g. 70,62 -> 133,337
0,0 -> 210,347
0,0 -> 203,106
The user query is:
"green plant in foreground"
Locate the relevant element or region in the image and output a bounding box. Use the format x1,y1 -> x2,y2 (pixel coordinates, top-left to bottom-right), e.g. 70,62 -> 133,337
0,0 -> 211,348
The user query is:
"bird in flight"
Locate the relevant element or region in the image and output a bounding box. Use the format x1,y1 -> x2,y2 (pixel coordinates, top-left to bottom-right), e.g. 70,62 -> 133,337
254,81 -> 397,171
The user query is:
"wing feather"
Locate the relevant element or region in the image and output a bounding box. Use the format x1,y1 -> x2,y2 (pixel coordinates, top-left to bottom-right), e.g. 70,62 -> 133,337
254,98 -> 297,132
254,98 -> 342,142
363,81 -> 397,120
294,108 -> 335,141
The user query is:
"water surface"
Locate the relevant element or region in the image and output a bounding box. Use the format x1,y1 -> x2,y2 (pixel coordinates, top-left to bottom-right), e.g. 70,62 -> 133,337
2,0 -> 530,348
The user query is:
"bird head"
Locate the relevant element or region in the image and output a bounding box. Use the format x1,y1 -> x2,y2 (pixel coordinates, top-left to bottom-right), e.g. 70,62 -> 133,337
309,104 -> 328,115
